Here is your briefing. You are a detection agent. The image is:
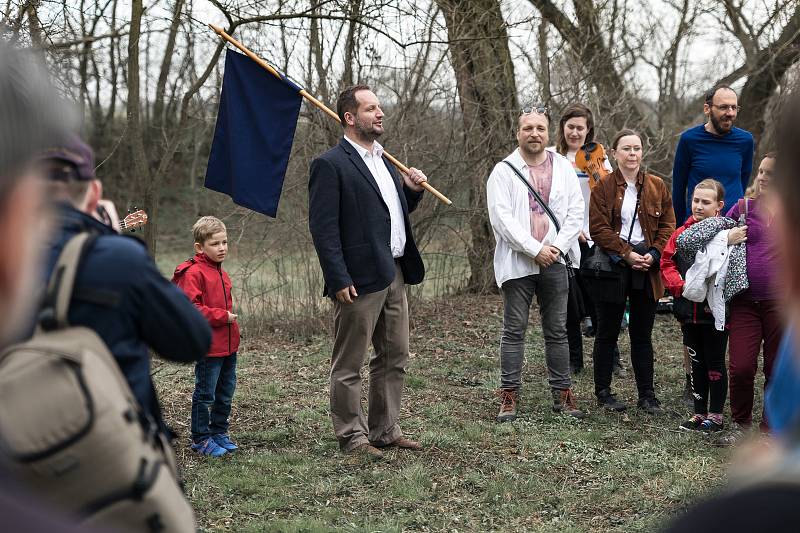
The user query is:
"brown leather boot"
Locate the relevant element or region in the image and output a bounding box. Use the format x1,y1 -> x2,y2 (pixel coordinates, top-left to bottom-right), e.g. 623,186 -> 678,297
552,388 -> 586,419
496,388 -> 518,422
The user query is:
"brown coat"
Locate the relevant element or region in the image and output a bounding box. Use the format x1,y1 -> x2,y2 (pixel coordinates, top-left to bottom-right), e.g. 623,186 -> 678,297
589,168 -> 676,301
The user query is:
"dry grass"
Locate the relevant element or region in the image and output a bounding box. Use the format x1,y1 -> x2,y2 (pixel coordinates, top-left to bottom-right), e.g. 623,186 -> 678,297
155,294 -> 738,532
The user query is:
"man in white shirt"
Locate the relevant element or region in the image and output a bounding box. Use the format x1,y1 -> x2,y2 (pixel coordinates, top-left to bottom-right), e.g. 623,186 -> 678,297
487,106 -> 586,422
308,85 -> 429,458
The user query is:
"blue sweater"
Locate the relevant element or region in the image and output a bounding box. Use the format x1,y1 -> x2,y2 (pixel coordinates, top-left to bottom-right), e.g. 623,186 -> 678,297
671,124 -> 754,222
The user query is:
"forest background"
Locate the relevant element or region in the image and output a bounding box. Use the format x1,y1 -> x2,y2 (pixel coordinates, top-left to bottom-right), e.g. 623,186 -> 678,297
2,1 -> 798,530
6,0 -> 799,332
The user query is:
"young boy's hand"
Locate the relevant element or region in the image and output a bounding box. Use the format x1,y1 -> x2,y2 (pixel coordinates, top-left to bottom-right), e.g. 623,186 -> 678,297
227,311 -> 238,323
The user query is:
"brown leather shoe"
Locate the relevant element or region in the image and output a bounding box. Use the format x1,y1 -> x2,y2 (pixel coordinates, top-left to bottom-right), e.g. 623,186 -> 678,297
373,437 -> 423,451
496,388 -> 518,422
348,443 -> 384,459
552,388 -> 586,419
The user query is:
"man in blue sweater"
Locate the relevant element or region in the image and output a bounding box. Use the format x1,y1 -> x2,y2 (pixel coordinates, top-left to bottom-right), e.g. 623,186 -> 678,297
672,85 -> 754,223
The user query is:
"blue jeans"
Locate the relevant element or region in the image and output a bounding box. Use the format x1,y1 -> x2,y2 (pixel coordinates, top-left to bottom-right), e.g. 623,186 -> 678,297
191,353 -> 237,443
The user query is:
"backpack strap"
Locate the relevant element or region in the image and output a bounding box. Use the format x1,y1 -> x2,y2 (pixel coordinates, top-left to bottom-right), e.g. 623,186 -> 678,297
39,233 -> 99,331
737,198 -> 747,218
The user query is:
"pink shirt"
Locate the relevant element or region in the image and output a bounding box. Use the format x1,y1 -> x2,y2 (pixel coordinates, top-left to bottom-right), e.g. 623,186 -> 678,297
527,151 -> 553,242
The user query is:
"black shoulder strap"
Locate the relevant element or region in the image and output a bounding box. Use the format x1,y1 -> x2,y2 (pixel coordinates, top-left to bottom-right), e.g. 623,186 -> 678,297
502,160 -> 574,269
626,185 -> 642,244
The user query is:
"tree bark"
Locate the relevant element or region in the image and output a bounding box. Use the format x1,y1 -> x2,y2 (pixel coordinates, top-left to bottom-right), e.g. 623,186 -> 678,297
126,0 -> 157,253
735,4 -> 800,156
528,0 -> 649,133
153,0 -> 185,128
435,0 -> 518,293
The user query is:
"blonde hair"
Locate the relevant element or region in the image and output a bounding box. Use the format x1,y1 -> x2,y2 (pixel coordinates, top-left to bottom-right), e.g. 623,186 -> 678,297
694,178 -> 725,203
192,216 -> 226,244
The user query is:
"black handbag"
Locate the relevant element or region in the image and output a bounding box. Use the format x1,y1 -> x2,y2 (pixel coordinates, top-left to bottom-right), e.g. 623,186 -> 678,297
502,161 -> 585,318
580,245 -> 622,280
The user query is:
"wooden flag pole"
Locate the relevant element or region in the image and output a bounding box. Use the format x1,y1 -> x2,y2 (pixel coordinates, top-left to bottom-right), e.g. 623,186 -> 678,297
209,24 -> 452,206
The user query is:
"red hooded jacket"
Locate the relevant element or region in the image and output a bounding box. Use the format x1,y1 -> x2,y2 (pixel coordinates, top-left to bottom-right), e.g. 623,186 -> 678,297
173,252 -> 240,357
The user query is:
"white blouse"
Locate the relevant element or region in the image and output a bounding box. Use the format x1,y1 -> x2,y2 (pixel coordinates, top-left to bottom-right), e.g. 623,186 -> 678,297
620,181 -> 644,245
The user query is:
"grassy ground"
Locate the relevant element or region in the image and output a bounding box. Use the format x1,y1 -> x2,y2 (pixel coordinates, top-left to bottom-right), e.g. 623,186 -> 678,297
155,294 -> 741,532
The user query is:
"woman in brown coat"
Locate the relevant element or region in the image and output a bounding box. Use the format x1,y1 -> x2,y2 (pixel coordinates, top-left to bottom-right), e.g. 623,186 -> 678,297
588,129 -> 676,413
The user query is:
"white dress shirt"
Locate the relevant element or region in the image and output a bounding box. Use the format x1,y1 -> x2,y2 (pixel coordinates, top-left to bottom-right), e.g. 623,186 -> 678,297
344,135 -> 406,258
620,181 -> 645,245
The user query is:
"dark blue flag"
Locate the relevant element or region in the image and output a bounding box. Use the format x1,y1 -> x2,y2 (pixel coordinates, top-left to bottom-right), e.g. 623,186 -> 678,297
205,49 -> 303,217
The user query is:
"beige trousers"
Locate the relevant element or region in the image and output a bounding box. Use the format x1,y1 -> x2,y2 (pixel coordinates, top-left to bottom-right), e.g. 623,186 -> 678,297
330,264 -> 409,452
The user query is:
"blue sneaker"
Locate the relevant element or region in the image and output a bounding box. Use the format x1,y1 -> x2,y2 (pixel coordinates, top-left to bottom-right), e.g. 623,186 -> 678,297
191,437 -> 227,457
212,434 -> 239,452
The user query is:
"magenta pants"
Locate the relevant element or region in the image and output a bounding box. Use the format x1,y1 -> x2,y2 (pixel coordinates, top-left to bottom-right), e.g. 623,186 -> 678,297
727,298 -> 784,430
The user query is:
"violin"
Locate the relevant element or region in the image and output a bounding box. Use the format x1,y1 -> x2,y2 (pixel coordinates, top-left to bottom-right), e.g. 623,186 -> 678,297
574,141 -> 611,190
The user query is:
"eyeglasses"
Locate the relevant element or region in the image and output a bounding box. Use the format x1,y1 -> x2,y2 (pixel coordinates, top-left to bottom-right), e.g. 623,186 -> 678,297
710,104 -> 741,113
521,104 -> 549,116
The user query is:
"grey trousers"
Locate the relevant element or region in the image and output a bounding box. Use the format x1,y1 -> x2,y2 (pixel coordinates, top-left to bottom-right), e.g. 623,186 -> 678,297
330,265 -> 409,452
499,262 -> 572,391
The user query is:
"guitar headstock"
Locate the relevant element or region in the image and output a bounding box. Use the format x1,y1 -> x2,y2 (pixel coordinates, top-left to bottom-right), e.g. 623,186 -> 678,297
121,209 -> 148,232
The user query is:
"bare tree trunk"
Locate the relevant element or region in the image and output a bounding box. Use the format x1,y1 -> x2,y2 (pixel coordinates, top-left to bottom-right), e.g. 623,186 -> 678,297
341,0 -> 362,87
309,2 -> 339,147
25,0 -> 43,48
153,0 -> 185,128
528,0 -> 649,131
126,0 -> 157,253
435,0 -> 518,293
538,19 -> 552,104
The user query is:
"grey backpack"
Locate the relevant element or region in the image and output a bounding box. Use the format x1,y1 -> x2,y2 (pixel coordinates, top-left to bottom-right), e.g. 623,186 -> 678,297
0,233 -> 195,532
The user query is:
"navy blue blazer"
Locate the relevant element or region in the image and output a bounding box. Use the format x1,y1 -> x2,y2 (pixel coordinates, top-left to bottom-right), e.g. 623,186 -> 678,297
309,138 -> 425,297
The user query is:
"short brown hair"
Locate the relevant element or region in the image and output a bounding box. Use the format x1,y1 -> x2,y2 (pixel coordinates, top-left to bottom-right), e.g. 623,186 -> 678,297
694,178 -> 725,203
192,216 -> 226,244
556,103 -> 595,156
705,85 -> 736,105
611,128 -> 642,150
336,84 -> 371,125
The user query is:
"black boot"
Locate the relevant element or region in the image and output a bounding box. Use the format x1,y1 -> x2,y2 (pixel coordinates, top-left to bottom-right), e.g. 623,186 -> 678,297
597,389 -> 627,412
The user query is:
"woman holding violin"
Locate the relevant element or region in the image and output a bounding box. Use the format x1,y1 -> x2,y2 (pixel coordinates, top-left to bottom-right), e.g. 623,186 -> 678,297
554,103 -> 615,375
588,129 -> 675,413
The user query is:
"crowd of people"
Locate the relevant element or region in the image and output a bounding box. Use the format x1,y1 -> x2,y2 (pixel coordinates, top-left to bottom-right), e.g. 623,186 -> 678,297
483,84 -> 779,448
1,37 -> 800,530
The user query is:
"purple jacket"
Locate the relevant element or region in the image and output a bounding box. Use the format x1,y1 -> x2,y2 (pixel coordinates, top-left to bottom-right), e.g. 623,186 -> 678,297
726,198 -> 780,301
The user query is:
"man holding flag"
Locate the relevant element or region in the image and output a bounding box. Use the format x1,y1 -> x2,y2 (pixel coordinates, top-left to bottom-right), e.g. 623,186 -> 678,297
308,84 -> 428,459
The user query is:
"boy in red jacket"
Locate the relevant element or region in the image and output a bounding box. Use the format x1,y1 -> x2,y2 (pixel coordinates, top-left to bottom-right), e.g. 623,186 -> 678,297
173,216 -> 241,457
